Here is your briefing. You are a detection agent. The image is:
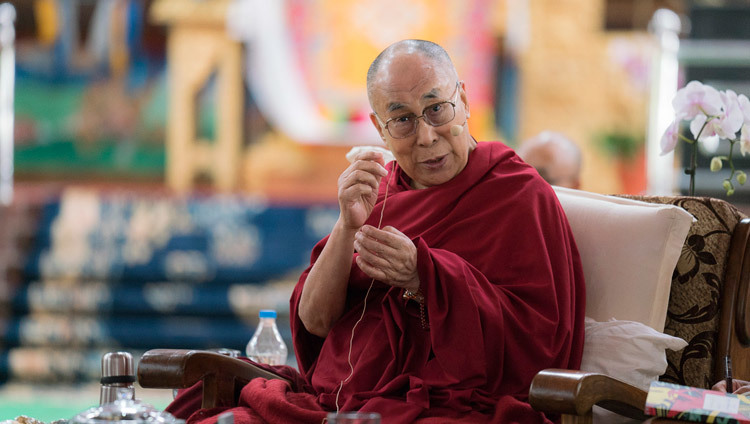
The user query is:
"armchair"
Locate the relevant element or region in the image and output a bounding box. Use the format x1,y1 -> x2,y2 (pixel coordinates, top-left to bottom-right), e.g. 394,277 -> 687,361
136,191 -> 750,422
529,192 -> 750,423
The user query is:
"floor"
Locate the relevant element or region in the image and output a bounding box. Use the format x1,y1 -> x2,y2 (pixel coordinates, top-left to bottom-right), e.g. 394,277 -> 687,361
0,382 -> 174,422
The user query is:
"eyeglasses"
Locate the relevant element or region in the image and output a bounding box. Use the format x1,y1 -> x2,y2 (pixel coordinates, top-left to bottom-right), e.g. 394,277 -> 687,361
377,81 -> 462,139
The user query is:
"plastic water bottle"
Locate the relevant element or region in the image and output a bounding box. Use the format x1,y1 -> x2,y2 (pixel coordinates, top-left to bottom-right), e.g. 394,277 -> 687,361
246,309 -> 288,365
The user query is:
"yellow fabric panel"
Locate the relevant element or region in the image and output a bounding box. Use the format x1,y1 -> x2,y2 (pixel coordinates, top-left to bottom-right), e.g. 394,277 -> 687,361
110,1 -> 129,76
34,0 -> 59,46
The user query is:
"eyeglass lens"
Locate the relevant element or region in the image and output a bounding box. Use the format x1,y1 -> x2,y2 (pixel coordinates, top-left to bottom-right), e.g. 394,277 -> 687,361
387,103 -> 455,138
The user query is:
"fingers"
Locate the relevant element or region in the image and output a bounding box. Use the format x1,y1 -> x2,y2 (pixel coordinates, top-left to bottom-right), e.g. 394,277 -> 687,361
336,156 -> 389,230
351,157 -> 388,178
355,249 -> 419,290
350,150 -> 388,168
734,379 -> 750,394
338,159 -> 388,197
354,229 -> 400,267
354,225 -> 418,288
342,158 -> 388,185
361,225 -> 406,245
711,379 -> 750,394
340,169 -> 380,195
355,226 -> 407,259
355,255 -> 388,282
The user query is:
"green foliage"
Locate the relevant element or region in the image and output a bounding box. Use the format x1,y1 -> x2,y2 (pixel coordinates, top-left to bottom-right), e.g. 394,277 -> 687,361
597,132 -> 644,161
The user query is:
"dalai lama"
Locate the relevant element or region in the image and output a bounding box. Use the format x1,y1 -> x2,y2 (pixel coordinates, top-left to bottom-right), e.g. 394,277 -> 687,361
168,39 -> 585,424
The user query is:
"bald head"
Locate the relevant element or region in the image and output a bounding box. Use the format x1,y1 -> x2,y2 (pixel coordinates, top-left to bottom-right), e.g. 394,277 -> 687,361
517,131 -> 582,189
366,40 -> 458,105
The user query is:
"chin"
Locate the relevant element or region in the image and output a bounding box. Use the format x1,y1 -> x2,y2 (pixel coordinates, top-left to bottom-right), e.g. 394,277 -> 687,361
416,174 -> 453,188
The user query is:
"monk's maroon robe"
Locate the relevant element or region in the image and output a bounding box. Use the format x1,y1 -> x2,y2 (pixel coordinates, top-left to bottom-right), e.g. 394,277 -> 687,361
168,141 -> 585,423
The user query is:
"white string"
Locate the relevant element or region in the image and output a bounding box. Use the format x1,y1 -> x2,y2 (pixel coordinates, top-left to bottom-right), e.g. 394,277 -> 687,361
334,169 -> 394,413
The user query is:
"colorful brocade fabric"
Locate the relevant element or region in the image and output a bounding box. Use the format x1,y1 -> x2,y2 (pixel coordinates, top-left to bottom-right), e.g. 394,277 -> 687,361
621,195 -> 748,390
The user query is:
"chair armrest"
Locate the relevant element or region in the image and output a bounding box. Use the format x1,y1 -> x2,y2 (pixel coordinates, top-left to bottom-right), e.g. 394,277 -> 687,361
529,369 -> 648,421
137,349 -> 294,409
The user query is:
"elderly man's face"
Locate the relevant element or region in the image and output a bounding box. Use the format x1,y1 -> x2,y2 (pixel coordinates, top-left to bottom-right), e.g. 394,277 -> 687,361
368,53 -> 472,189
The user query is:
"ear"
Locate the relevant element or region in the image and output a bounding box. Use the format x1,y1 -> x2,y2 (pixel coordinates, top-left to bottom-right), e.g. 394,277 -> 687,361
459,81 -> 470,118
369,113 -> 387,142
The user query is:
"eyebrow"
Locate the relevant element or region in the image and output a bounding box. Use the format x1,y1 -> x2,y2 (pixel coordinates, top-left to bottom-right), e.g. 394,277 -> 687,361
386,102 -> 406,113
385,89 -> 443,113
422,89 -> 440,101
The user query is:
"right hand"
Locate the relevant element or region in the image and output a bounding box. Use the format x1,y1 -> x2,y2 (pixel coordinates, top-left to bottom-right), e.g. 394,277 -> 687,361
337,151 -> 388,230
712,379 -> 750,395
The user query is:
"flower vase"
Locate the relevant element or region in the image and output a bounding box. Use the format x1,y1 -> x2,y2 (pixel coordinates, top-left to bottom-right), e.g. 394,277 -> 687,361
617,147 -> 647,195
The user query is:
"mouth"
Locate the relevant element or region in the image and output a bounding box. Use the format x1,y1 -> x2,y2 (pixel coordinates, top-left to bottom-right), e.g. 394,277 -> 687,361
420,155 -> 448,169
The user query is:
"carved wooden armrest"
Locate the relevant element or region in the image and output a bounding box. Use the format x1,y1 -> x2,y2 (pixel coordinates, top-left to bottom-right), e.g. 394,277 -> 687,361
529,369 -> 648,423
137,349 -> 294,409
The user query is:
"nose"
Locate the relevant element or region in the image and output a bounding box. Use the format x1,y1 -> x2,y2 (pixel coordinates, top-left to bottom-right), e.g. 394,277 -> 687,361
414,117 -> 437,147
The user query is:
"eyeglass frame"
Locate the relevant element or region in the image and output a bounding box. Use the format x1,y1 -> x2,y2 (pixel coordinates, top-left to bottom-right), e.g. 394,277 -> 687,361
374,81 -> 463,139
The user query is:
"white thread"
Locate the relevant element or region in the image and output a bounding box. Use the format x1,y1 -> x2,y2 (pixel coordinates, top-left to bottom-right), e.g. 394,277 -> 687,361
334,169 -> 394,413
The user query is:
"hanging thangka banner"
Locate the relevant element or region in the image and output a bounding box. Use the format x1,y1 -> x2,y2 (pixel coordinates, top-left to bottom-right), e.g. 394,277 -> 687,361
227,0 -> 500,144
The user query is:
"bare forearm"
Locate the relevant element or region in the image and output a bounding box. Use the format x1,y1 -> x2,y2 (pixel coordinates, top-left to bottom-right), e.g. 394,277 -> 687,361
300,150 -> 387,336
298,218 -> 358,337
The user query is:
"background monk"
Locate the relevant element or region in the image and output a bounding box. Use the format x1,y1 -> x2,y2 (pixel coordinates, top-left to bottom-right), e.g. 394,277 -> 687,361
167,39 -> 586,424
516,131 -> 582,189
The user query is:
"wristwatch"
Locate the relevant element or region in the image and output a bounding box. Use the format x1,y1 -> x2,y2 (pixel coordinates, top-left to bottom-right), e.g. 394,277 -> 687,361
402,287 -> 429,330
402,288 -> 424,303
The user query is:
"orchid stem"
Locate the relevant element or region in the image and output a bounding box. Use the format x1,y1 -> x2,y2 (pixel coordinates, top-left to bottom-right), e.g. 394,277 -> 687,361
727,139 -> 736,185
686,120 -> 710,196
690,139 -> 697,196
678,134 -> 694,143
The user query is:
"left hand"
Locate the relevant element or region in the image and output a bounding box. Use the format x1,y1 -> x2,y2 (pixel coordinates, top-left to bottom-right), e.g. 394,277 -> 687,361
354,225 -> 420,291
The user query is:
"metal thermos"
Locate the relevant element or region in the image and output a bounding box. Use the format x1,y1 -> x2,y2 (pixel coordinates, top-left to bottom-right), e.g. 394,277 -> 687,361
100,351 -> 136,405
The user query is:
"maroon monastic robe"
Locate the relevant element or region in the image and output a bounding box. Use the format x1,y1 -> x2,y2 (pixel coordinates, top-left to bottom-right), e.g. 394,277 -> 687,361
168,141 -> 585,423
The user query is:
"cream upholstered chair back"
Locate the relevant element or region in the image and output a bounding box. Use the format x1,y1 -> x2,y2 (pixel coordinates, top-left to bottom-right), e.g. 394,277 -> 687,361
554,187 -> 750,389
553,187 -> 693,332
553,187 -> 693,397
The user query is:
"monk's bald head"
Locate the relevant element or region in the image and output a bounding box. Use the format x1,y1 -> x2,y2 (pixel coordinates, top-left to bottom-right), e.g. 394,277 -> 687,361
517,131 -> 582,189
366,40 -> 458,105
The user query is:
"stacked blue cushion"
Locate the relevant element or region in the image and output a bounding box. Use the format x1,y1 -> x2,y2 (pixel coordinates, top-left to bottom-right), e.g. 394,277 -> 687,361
0,189 -> 337,382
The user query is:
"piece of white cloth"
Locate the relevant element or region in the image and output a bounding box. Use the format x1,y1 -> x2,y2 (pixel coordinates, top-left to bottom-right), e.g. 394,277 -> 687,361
582,317 -> 688,424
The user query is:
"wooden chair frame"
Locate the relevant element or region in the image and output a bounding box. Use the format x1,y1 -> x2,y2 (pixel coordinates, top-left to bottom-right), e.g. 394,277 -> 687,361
138,349 -> 293,409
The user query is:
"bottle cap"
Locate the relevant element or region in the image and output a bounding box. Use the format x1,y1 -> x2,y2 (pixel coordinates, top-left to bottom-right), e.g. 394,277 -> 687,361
259,309 -> 277,318
101,352 -> 134,381
100,352 -> 135,406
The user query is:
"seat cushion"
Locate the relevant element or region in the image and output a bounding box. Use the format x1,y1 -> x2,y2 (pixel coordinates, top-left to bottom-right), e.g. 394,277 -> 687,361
554,187 -> 694,332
